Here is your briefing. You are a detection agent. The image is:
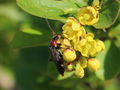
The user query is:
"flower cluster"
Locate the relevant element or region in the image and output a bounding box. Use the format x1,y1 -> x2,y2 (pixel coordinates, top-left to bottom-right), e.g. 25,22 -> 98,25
62,18 -> 105,57
57,0 -> 105,78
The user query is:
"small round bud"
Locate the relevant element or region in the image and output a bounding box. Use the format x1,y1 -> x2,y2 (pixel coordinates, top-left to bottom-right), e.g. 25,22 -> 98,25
63,49 -> 76,62
75,63 -> 84,78
92,0 -> 101,10
67,63 -> 73,71
87,58 -> 100,72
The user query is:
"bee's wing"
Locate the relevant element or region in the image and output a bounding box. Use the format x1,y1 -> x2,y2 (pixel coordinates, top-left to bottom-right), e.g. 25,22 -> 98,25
49,46 -> 64,75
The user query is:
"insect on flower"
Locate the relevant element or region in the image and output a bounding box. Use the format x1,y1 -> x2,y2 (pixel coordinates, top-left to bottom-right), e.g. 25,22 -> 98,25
45,19 -> 65,76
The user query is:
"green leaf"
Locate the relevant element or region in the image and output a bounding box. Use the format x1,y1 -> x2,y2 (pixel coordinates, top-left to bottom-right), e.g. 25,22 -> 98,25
93,1 -> 120,29
16,0 -> 87,21
114,36 -> 120,48
96,40 -> 120,80
11,47 -> 49,90
21,28 -> 43,35
11,28 -> 51,48
46,62 -> 59,79
0,4 -> 25,31
72,0 -> 88,7
108,24 -> 120,48
0,15 -> 17,31
0,4 -> 25,22
108,24 -> 120,38
57,72 -> 74,80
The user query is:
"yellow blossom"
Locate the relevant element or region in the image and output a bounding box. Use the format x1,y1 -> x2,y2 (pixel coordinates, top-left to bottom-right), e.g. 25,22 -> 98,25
87,58 -> 100,72
60,38 -> 72,52
79,38 -> 87,46
77,6 -> 99,25
75,33 -> 95,57
62,17 -> 86,43
67,63 -> 73,71
86,33 -> 94,42
89,40 -> 97,56
89,39 -> 105,56
75,32 -> 105,57
63,49 -> 76,62
75,63 -> 84,78
96,40 -> 105,52
92,0 -> 101,10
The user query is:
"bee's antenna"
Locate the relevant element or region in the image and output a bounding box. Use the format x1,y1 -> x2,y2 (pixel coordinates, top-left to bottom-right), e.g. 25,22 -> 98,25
45,18 -> 56,35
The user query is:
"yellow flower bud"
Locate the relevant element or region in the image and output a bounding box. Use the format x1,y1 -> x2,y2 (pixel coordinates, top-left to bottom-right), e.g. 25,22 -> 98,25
67,63 -> 73,71
96,40 -> 105,52
86,33 -> 94,42
77,6 -> 99,25
92,0 -> 101,10
63,49 -> 76,62
75,63 -> 84,78
87,58 -> 100,72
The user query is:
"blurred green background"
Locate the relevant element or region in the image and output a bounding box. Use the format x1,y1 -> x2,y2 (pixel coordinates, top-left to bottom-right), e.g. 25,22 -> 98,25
0,0 -> 120,90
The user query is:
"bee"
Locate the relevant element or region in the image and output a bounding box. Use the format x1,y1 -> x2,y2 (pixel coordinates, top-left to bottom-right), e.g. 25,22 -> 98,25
46,19 -> 65,76
49,35 -> 65,76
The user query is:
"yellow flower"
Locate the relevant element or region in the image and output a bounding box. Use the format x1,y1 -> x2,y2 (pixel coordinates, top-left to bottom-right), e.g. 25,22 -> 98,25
86,33 -> 94,42
92,0 -> 101,10
87,58 -> 100,72
74,63 -> 84,78
76,33 -> 95,57
67,63 -> 73,71
89,39 -> 105,56
62,17 -> 86,43
96,40 -> 105,52
77,6 -> 99,25
75,32 -> 105,57
89,40 -> 97,56
63,49 -> 76,62
60,38 -> 72,52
